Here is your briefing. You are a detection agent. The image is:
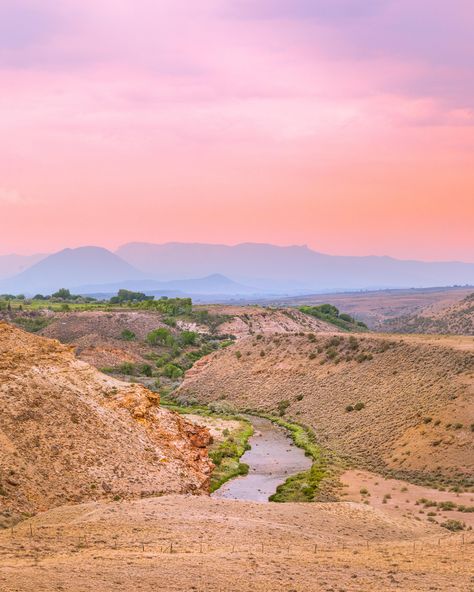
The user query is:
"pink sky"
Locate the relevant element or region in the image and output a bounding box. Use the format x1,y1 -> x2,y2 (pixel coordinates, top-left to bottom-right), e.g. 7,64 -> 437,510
1,0 -> 473,261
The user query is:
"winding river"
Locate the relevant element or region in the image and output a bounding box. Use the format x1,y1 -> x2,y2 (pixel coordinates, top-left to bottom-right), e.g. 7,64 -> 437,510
212,416 -> 312,502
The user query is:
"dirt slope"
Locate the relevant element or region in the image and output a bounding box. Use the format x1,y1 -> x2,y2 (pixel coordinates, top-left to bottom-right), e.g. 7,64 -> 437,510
178,332 -> 474,487
207,305 -> 339,337
1,495 -> 471,592
0,322 -> 212,526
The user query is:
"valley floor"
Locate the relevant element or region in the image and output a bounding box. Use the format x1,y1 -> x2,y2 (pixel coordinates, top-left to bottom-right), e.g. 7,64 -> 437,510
1,495 -> 472,592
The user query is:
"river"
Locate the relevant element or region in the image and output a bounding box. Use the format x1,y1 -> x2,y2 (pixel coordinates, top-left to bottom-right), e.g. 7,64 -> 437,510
212,415 -> 312,502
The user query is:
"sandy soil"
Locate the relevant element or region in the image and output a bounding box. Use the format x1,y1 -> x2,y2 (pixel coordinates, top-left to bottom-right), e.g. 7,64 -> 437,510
185,414 -> 244,443
0,495 -> 472,591
341,470 -> 474,529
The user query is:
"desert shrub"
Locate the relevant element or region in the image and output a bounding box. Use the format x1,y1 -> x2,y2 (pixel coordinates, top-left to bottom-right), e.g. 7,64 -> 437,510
155,354 -> 171,368
161,363 -> 183,380
348,336 -> 359,350
309,352 -> 317,359
277,399 -> 291,416
120,329 -> 136,341
296,394 -> 304,401
118,362 -> 136,375
438,501 -> 456,511
440,519 -> 465,532
162,317 -> 177,327
345,405 -> 354,413
147,327 -> 175,346
354,402 -> 365,411
139,363 -> 153,377
235,351 -> 242,359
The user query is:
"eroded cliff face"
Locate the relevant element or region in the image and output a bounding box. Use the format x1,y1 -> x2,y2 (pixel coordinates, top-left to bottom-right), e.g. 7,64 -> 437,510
0,322 -> 213,526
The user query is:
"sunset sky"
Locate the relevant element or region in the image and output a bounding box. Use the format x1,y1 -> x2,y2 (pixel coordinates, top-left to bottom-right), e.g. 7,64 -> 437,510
1,1 -> 473,260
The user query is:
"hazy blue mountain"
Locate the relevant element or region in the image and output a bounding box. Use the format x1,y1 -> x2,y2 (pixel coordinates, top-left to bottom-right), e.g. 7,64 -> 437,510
76,274 -> 258,296
116,242 -> 474,292
0,253 -> 47,280
0,247 -> 145,295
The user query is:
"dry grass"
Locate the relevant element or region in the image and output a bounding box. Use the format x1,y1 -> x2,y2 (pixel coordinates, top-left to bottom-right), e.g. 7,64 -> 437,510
0,495 -> 472,591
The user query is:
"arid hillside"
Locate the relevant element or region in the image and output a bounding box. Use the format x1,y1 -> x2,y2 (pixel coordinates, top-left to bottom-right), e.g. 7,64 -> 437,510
0,322 -> 212,526
178,332 -> 474,488
384,292 -> 474,335
276,286 -> 474,333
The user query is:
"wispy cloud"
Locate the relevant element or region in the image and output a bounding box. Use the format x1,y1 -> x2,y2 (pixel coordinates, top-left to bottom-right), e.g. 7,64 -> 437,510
0,188 -> 27,204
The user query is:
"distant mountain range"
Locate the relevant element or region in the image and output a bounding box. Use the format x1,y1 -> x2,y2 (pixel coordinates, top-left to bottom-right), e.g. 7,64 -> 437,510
116,242 -> 474,292
0,242 -> 473,297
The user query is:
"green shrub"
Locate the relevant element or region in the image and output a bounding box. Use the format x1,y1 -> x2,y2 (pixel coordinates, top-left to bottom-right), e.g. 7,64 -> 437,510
180,330 -> 197,345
